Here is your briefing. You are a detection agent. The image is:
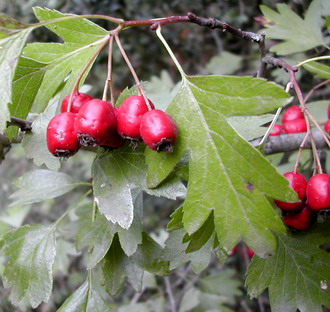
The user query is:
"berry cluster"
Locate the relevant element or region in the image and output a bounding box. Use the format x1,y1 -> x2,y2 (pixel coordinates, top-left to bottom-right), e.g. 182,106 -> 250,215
275,171 -> 330,231
270,105 -> 307,136
47,92 -> 178,157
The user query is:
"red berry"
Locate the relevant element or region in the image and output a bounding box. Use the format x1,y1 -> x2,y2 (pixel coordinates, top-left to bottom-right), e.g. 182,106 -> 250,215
117,96 -> 155,141
306,173 -> 330,210
282,105 -> 304,123
74,99 -> 117,146
283,119 -> 307,134
247,248 -> 255,259
325,120 -> 330,132
140,109 -> 178,152
60,92 -> 93,114
275,171 -> 308,211
269,124 -> 282,136
284,206 -> 314,231
47,112 -> 80,158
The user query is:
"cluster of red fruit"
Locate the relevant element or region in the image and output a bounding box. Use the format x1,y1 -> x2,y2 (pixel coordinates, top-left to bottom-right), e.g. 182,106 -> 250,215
47,92 -> 178,157
270,105 -> 307,136
275,171 -> 330,231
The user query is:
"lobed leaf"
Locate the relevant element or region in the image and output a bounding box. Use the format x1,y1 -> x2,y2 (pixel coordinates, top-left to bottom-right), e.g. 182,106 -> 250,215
58,278 -> 114,312
246,222 -> 330,312
146,76 -> 296,257
8,7 -> 108,137
92,146 -> 185,229
260,2 -> 325,55
9,170 -> 79,206
0,225 -> 56,308
76,190 -> 143,268
102,233 -> 169,295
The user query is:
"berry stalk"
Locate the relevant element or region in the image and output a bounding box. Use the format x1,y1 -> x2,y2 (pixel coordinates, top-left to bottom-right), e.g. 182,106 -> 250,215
114,35 -> 153,110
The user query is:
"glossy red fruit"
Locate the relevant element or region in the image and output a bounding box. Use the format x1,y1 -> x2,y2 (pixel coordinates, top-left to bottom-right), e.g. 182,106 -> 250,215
269,124 -> 282,136
117,96 -> 155,140
47,112 -> 80,157
60,92 -> 93,114
282,105 -> 304,123
283,119 -> 307,134
284,206 -> 313,231
275,171 -> 308,211
306,173 -> 330,210
325,120 -> 330,132
74,99 -> 117,146
140,109 -> 178,152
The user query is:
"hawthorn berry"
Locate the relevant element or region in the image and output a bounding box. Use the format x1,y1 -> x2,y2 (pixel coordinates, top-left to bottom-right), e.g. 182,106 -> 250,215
47,112 -> 80,158
282,105 -> 304,123
74,99 -> 117,146
117,95 -> 155,141
60,92 -> 93,114
306,173 -> 330,210
99,106 -> 125,149
140,109 -> 178,152
275,171 -> 308,210
284,206 -> 314,231
269,124 -> 282,136
283,119 -> 307,134
325,120 -> 330,132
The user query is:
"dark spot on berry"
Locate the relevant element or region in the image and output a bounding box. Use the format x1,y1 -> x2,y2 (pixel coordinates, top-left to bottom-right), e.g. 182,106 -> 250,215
246,182 -> 254,192
54,149 -> 74,159
155,138 -> 173,153
78,134 -> 98,147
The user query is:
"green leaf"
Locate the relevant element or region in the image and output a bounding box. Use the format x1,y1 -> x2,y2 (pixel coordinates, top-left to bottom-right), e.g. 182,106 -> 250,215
146,76 -> 296,257
58,278 -> 114,312
227,114 -> 275,141
102,233 -> 169,295
162,230 -> 213,274
93,146 -> 185,229
0,225 -> 56,308
260,2 -> 325,55
9,169 -> 79,206
0,28 -> 33,133
303,61 -> 330,79
167,206 -> 184,231
184,213 -> 215,253
246,222 -> 330,312
21,100 -> 60,171
76,190 -> 143,268
8,7 -> 108,132
0,13 -> 30,39
179,287 -> 201,312
200,269 -> 242,304
186,76 -> 291,117
205,52 -> 242,75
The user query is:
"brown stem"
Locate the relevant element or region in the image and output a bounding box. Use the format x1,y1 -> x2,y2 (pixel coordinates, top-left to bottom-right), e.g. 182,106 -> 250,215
8,117 -> 32,131
294,132 -> 310,173
250,130 -> 327,155
102,35 -> 115,104
114,35 -> 153,110
67,36 -> 110,112
304,78 -> 330,103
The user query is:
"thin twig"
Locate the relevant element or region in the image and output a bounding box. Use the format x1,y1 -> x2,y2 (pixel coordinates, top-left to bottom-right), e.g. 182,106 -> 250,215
164,276 -> 177,312
8,117 -> 32,131
304,79 -> 330,103
102,35 -> 115,104
114,35 -> 153,110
